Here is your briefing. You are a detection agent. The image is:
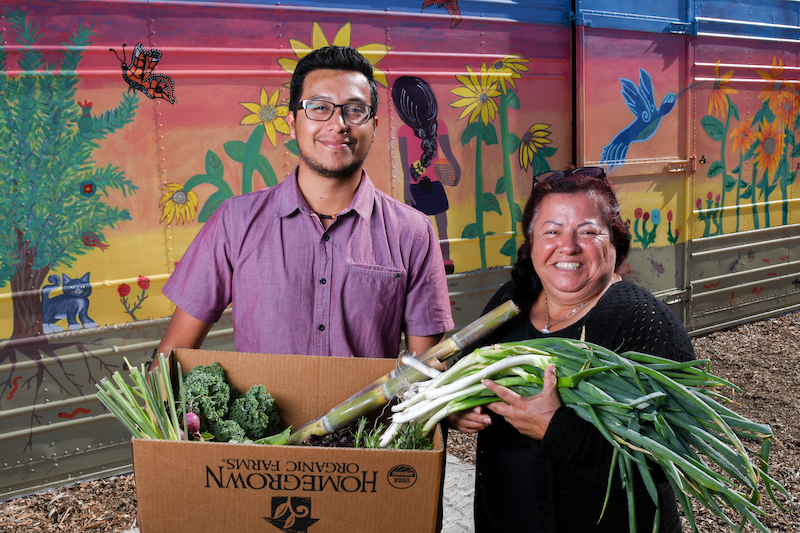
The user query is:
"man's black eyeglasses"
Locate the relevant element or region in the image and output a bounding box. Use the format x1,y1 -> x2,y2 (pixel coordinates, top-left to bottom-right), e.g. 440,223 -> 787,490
533,166 -> 607,186
297,99 -> 375,125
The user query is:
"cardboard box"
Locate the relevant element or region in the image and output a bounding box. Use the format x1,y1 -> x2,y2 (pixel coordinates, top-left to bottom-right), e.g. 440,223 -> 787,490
132,349 -> 445,533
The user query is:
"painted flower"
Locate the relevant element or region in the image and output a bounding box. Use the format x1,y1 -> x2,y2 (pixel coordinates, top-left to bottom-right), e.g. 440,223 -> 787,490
80,180 -> 96,197
240,88 -> 290,147
518,123 -> 552,171
772,83 -> 799,126
634,207 -> 643,220
758,57 -> 792,112
137,276 -> 150,290
707,191 -> 713,201
651,208 -> 661,225
160,183 -> 199,225
729,117 -> 756,155
675,228 -> 681,238
487,55 -> 530,94
277,22 -> 390,87
708,61 -> 738,118
450,63 -> 501,126
643,211 -> 650,222
715,194 -> 721,204
117,283 -> 131,298
696,198 -> 702,209
667,209 -> 673,223
753,119 -> 784,177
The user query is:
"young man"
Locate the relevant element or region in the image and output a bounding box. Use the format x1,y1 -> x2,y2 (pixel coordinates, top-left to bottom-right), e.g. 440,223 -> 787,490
153,46 -> 453,362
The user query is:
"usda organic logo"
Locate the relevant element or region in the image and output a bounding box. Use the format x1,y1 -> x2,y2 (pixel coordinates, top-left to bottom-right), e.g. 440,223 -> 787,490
387,464 -> 417,489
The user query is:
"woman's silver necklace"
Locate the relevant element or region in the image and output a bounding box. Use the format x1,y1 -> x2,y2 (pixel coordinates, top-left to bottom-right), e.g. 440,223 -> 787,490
541,292 -> 586,334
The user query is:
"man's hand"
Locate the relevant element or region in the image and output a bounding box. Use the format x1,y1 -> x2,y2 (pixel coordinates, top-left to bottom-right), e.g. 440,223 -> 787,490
483,364 -> 560,440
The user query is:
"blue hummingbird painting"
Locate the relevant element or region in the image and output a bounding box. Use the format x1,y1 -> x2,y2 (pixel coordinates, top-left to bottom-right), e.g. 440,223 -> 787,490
600,68 -> 676,171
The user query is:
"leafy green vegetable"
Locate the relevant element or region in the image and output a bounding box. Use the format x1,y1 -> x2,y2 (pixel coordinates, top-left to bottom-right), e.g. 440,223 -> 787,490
181,362 -> 233,427
178,362 -> 282,444
228,384 -> 280,441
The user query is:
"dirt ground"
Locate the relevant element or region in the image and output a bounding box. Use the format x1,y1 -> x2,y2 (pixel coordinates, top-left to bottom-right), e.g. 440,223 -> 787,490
1,313 -> 798,532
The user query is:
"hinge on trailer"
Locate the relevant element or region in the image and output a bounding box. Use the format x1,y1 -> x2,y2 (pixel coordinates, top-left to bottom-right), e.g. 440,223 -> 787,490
664,156 -> 696,174
663,289 -> 690,306
569,11 -> 593,27
666,21 -> 696,36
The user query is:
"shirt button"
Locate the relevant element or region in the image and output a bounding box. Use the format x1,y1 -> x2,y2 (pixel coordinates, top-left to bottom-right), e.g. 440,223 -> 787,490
323,234 -> 330,242
320,278 -> 326,284
318,324 -> 325,331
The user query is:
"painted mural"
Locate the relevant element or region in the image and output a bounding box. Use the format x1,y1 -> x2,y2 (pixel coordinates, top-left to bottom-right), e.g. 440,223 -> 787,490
1,0 -> 798,498
0,2 -> 568,469
698,58 -> 799,235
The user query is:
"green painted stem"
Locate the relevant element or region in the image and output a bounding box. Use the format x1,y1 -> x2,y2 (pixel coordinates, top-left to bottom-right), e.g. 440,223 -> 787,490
499,97 -> 516,261
475,128 -> 487,269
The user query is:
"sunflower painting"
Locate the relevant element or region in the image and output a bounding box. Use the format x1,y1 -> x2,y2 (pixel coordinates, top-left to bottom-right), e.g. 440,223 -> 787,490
518,123 -> 553,172
450,63 -> 501,126
160,183 -> 199,225
701,55 -> 800,233
448,55 -> 555,267
708,61 -> 738,119
240,88 -> 290,148
277,22 -> 390,87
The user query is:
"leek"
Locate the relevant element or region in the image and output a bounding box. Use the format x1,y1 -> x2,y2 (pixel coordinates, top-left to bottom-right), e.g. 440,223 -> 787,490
384,338 -> 792,533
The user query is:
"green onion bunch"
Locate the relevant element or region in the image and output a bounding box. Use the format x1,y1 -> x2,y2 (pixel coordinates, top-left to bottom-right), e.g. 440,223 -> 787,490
384,338 -> 792,533
95,353 -> 184,440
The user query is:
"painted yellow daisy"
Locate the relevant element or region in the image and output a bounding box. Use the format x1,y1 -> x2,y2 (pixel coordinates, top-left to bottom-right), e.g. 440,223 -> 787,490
450,63 -> 502,126
708,61 -> 738,118
758,57 -> 791,111
240,87 -> 290,147
729,117 -> 755,156
487,55 -> 530,94
518,123 -> 552,171
277,22 -> 390,87
753,119 -> 784,177
772,81 -> 799,127
160,183 -> 199,225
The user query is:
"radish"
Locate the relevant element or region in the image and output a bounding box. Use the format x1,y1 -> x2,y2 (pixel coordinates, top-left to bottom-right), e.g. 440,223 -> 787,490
185,412 -> 200,434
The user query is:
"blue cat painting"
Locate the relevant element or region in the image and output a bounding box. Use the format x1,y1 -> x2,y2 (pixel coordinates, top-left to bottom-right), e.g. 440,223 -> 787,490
41,273 -> 98,334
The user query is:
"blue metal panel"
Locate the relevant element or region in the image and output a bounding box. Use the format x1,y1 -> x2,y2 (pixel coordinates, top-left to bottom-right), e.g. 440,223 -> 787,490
696,0 -> 800,42
578,0 -> 800,39
576,0 -> 692,33
101,0 -> 570,25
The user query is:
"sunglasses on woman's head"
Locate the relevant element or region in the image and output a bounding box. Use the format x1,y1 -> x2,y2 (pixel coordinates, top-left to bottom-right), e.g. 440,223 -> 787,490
533,166 -> 607,187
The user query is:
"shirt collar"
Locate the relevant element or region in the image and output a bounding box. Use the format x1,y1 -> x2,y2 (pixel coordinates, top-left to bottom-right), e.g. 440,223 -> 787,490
276,167 -> 375,222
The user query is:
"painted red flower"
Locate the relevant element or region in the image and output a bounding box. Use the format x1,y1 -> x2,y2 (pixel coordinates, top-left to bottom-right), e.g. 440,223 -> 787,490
696,198 -> 702,209
715,194 -> 721,204
137,276 -> 150,290
643,211 -> 650,222
675,228 -> 681,237
635,208 -> 643,220
707,191 -> 713,201
667,209 -> 673,222
117,283 -> 131,297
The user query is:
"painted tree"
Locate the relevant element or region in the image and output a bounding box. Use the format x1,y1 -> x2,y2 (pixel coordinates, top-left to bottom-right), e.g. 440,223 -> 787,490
0,7 -> 138,339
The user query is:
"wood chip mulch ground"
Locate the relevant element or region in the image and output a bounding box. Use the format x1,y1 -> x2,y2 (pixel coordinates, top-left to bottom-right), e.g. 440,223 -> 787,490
1,312 -> 798,532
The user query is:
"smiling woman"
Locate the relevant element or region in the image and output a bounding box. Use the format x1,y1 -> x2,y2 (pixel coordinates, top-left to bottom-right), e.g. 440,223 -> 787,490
447,167 -> 696,533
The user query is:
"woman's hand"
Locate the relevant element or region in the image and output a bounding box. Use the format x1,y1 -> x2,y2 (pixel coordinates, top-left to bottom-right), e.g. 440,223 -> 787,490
447,407 -> 492,433
483,364 -> 561,440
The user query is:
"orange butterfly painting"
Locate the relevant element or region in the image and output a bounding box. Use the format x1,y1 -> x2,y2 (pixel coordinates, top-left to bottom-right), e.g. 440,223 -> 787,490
110,43 -> 176,104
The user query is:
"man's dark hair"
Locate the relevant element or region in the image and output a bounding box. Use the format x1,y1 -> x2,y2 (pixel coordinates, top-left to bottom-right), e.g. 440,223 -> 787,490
289,46 -> 379,115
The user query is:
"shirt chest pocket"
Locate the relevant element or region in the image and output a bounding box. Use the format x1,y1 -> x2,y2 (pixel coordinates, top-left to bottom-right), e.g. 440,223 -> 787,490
342,264 -> 406,323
